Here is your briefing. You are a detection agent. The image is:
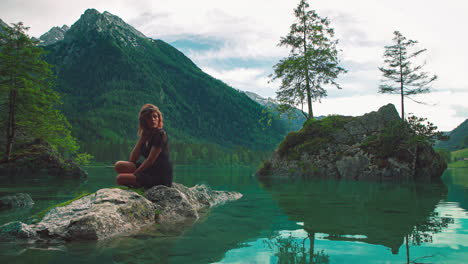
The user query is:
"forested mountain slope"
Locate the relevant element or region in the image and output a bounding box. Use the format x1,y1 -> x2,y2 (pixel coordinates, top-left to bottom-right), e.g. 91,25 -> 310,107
43,9 -> 287,161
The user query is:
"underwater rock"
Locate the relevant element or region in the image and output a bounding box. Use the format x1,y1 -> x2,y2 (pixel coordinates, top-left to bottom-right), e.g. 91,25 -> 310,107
0,183 -> 242,242
0,193 -> 34,210
258,104 -> 446,181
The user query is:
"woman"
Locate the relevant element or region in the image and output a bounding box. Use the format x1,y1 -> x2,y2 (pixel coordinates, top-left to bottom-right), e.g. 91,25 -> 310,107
115,104 -> 173,188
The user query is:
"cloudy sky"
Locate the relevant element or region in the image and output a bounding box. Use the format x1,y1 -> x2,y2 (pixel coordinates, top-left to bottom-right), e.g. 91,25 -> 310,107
1,0 -> 467,131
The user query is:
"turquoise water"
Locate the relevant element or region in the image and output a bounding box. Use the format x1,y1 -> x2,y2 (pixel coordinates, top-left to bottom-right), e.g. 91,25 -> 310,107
0,166 -> 467,263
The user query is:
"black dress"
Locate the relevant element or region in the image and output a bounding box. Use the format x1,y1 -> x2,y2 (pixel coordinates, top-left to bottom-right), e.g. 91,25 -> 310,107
135,128 -> 173,188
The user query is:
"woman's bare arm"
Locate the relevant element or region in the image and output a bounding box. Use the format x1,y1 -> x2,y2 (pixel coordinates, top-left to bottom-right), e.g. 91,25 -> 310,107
129,137 -> 145,162
134,146 -> 161,174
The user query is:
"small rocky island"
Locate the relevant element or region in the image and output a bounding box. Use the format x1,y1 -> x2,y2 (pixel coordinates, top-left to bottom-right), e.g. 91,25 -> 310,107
258,104 -> 446,181
0,139 -> 86,178
0,183 -> 242,242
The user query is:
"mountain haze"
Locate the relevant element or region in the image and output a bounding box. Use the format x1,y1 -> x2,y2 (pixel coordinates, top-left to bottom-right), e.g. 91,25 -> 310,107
243,91 -> 307,132
43,9 -> 287,159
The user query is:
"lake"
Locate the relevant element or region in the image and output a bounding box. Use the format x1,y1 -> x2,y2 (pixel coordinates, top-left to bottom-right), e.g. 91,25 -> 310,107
0,166 -> 467,263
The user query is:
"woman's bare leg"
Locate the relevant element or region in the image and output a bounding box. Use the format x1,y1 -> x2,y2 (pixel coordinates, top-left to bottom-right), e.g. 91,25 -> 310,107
116,173 -> 141,187
114,161 -> 136,173
115,161 -> 140,187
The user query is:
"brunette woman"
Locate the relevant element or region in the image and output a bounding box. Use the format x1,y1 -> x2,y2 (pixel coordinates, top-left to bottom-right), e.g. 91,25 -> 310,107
114,104 -> 172,188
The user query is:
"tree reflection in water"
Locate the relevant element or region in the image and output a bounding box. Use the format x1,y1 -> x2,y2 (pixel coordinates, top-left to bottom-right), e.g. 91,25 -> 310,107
265,230 -> 329,264
259,177 -> 455,263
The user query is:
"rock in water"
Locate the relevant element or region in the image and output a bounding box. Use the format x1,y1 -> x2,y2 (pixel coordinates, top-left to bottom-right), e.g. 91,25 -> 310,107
145,183 -> 243,230
0,193 -> 34,210
0,183 -> 242,242
258,104 -> 447,182
0,221 -> 39,241
33,189 -> 155,241
0,139 -> 87,178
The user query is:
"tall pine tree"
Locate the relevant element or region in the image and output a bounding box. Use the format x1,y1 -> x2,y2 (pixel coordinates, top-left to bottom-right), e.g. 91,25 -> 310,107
0,22 -> 78,161
379,31 -> 437,120
271,0 -> 346,119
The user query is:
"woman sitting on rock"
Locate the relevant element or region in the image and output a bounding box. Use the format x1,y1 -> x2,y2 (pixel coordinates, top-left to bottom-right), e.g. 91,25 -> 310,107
115,104 -> 173,188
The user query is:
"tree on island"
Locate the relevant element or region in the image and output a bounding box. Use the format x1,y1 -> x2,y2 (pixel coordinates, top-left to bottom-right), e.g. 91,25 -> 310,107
379,31 -> 437,120
0,22 -> 79,161
270,0 -> 346,120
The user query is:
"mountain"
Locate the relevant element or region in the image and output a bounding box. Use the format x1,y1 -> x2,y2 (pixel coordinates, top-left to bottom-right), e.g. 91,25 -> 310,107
39,25 -> 69,46
0,18 -> 9,34
42,9 -> 287,159
243,91 -> 307,131
435,119 -> 468,151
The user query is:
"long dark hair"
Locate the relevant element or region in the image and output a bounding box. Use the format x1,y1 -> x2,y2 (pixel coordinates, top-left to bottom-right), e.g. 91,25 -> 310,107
138,104 -> 164,137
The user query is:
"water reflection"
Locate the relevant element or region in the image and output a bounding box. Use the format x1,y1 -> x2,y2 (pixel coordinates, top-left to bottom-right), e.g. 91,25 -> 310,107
0,167 -> 465,264
259,178 -> 453,260
265,231 -> 330,264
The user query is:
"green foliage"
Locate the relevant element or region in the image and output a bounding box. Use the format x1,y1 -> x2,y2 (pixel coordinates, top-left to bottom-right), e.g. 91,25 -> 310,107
448,160 -> 468,168
451,148 -> 468,161
271,0 -> 346,119
435,149 -> 451,164
407,114 -> 447,146
361,120 -> 412,162
379,31 -> 437,119
0,22 -> 79,159
74,152 -> 94,166
361,115 -> 445,164
449,148 -> 468,167
277,115 -> 349,159
80,137 -> 272,166
257,160 -> 272,177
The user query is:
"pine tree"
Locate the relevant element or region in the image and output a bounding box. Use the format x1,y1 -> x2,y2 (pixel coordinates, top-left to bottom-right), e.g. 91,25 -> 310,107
0,22 -> 78,161
379,31 -> 437,120
271,0 -> 346,119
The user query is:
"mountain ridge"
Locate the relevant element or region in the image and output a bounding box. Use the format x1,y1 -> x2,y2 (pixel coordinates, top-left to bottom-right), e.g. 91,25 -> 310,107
436,119 -> 468,151
42,9 -> 287,161
39,25 -> 69,46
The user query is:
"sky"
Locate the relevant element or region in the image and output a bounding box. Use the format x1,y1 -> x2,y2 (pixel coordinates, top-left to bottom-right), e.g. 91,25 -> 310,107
1,0 -> 467,131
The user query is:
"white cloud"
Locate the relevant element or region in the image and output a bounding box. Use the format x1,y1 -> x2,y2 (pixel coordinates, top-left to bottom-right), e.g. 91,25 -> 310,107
203,67 -> 276,98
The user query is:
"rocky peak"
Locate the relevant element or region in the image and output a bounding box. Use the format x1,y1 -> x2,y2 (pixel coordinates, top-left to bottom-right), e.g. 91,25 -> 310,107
39,25 -> 69,46
243,91 -> 276,107
64,9 -> 146,46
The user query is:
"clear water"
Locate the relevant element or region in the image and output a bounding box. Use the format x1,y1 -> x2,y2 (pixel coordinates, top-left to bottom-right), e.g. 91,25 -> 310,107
0,166 -> 467,264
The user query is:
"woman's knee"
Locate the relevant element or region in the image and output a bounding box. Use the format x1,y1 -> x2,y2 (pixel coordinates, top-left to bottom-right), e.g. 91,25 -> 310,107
114,161 -> 135,173
116,173 -> 139,186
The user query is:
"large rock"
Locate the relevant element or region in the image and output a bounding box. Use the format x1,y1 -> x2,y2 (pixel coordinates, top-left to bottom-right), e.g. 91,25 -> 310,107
258,104 -> 447,182
32,188 -> 155,241
0,183 -> 242,242
0,139 -> 86,178
0,193 -> 34,210
145,183 -> 242,230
